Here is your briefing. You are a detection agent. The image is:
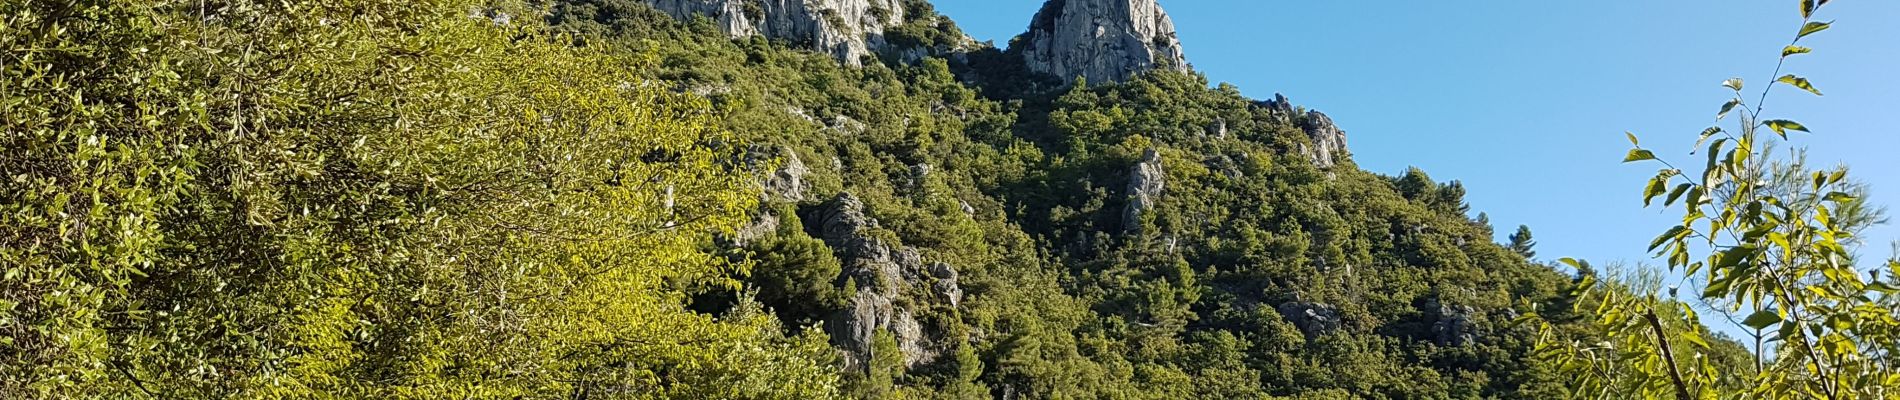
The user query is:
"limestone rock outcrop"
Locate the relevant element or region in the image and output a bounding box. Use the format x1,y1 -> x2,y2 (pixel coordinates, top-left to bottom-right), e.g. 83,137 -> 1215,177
810,194 -> 962,370
1300,111 -> 1349,168
755,146 -> 810,201
1259,94 -> 1351,168
1018,0 -> 1189,84
1427,299 -> 1479,347
647,0 -> 906,66
1276,301 -> 1342,339
1124,148 -> 1166,232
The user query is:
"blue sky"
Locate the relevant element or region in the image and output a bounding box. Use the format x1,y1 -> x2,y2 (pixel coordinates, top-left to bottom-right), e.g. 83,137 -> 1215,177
935,1 -> 1900,274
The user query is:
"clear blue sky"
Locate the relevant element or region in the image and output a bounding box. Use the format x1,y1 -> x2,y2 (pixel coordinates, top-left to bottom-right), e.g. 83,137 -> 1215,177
935,1 -> 1900,273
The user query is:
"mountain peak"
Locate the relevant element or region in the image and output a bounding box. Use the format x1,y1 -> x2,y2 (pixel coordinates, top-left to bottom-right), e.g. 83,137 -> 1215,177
1017,0 -> 1189,85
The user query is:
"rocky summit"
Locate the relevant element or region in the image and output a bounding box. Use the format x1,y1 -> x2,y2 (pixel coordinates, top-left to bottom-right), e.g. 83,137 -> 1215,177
646,0 -> 907,66
1017,0 -> 1189,84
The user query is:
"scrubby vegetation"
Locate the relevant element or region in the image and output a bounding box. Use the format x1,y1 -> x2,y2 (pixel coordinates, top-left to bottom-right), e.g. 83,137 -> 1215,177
8,0 -> 1886,399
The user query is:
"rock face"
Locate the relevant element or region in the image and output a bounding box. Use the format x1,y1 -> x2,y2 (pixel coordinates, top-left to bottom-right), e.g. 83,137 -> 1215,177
647,0 -> 906,66
757,146 -> 810,201
1018,0 -> 1189,84
1300,111 -> 1349,168
1259,94 -> 1351,168
1123,148 -> 1166,232
811,194 -> 962,370
1427,299 -> 1479,347
1276,301 -> 1342,339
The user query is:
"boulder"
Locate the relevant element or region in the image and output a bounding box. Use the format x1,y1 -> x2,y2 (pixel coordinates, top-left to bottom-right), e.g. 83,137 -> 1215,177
1276,301 -> 1342,339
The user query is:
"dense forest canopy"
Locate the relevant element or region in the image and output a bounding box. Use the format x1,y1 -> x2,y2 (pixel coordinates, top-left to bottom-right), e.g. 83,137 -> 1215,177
4,0 -> 1892,399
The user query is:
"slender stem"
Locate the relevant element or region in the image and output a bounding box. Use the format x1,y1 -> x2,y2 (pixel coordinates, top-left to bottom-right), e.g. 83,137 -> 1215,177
1645,308 -> 1694,400
1760,258 -> 1840,399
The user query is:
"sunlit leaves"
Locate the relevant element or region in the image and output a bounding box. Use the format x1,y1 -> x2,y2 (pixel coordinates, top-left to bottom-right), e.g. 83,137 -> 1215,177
1717,99 -> 1742,120
1742,310 -> 1783,330
1644,174 -> 1670,206
1764,119 -> 1810,137
1650,225 -> 1689,252
1549,4 -> 1900,398
1798,21 -> 1832,39
1777,75 -> 1823,96
1625,149 -> 1658,163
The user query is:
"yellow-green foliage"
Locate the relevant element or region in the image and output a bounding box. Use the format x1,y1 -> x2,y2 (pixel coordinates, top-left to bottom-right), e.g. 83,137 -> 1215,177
1,0 -> 838,398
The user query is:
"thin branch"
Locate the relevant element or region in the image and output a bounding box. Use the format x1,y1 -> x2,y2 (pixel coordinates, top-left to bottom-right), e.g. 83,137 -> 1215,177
1644,308 -> 1694,400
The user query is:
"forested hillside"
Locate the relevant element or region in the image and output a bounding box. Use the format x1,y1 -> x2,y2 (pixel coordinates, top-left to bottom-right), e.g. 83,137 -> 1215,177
541,1 -> 1753,398
3,0 -> 1770,399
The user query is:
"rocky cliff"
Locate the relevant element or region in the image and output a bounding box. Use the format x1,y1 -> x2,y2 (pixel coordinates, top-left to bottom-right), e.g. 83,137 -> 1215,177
1261,94 -> 1351,168
1017,0 -> 1189,84
809,194 -> 958,370
647,0 -> 907,66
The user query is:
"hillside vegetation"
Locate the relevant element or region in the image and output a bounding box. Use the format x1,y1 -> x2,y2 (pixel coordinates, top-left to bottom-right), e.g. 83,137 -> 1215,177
4,0 -> 1821,399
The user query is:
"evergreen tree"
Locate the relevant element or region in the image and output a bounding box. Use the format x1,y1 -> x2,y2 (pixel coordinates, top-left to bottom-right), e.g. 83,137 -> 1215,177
1509,225 -> 1538,259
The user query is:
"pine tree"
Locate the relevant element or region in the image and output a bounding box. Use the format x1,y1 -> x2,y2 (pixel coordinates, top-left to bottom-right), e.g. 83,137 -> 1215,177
1509,225 -> 1537,259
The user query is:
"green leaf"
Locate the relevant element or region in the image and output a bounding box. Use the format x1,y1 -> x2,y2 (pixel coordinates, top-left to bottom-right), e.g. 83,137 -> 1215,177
1743,310 -> 1783,330
1624,149 -> 1657,163
1716,246 -> 1759,269
1559,258 -> 1584,270
1625,132 -> 1640,146
1764,120 -> 1810,137
1801,0 -> 1816,18
1683,332 -> 1712,349
1650,225 -> 1688,252
1778,75 -> 1823,96
1799,21 -> 1832,39
1685,186 -> 1706,213
1825,191 -> 1857,203
1574,272 -> 1598,295
1665,183 -> 1693,206
1723,78 -> 1744,91
1783,45 -> 1812,57
1644,177 -> 1668,206
1716,99 -> 1741,121
1705,274 -> 1735,298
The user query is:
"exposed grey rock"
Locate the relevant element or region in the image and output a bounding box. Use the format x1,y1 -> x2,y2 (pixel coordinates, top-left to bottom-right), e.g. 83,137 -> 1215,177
1428,299 -> 1479,346
1207,117 -> 1227,139
959,200 -> 976,217
828,114 -> 866,134
1261,93 -> 1296,115
1123,148 -> 1165,232
762,147 -> 810,201
813,194 -> 959,369
1300,111 -> 1349,168
1276,301 -> 1342,339
1257,93 -> 1351,168
730,212 -> 781,248
928,262 -> 962,308
1018,0 -> 1189,84
647,0 -> 906,66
